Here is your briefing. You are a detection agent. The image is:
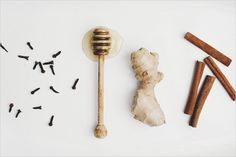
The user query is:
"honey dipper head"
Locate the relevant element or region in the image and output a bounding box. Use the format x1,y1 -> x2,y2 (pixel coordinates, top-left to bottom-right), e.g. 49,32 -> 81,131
91,28 -> 112,56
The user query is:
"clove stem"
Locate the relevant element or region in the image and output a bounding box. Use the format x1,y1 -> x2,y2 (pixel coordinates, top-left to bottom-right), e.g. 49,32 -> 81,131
0,43 -> 8,52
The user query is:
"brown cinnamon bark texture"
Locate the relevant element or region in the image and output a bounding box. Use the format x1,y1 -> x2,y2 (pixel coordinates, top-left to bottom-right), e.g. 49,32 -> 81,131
184,61 -> 205,115
189,75 -> 215,128
184,32 -> 232,66
204,56 -> 236,101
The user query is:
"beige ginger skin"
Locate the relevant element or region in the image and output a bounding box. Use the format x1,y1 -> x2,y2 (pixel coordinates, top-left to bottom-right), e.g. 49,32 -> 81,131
131,48 -> 165,126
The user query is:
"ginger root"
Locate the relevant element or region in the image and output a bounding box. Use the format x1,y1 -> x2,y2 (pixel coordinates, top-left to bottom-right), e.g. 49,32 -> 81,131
131,48 -> 165,126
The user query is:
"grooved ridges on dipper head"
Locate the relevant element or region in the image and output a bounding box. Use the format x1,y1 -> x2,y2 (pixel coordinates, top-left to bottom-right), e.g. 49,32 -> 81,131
91,28 -> 111,56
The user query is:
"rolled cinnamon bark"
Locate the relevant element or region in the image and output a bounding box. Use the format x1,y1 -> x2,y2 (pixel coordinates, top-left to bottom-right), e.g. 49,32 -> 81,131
184,32 -> 232,66
189,75 -> 215,128
184,61 -> 205,115
204,56 -> 236,101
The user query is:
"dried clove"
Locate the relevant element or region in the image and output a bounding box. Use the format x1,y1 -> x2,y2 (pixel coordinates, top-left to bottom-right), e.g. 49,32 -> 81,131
49,86 -> 59,93
48,115 -> 54,126
31,87 -> 40,95
26,42 -> 33,50
38,62 -> 45,73
52,51 -> 61,58
18,55 -> 29,60
33,61 -> 39,70
49,65 -> 55,75
0,43 -> 8,52
72,78 -> 79,90
43,60 -> 54,65
15,109 -> 21,118
33,106 -> 42,110
9,103 -> 14,113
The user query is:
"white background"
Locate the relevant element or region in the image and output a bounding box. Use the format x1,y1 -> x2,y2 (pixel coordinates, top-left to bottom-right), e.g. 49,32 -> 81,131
0,0 -> 235,156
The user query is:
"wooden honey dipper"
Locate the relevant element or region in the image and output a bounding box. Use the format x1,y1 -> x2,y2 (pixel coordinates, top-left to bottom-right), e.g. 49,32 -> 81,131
82,27 -> 123,138
92,28 -> 111,138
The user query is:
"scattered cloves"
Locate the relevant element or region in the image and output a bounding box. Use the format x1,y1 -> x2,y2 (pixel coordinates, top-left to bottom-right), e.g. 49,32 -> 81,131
49,86 -> 59,93
9,103 -> 14,113
43,60 -> 54,65
38,62 -> 45,73
31,87 -> 40,95
26,42 -> 33,50
18,55 -> 29,60
72,78 -> 79,90
0,43 -> 8,52
52,51 -> 61,58
49,65 -> 55,75
48,115 -> 54,126
15,109 -> 21,118
33,106 -> 42,110
33,61 -> 39,70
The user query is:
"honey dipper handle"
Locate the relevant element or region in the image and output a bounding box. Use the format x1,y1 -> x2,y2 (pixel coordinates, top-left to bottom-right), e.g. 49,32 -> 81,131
98,55 -> 104,125
94,55 -> 107,138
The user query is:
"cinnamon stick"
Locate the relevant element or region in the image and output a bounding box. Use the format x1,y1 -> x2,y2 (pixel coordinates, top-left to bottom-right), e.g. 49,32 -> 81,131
204,56 -> 236,101
184,32 -> 232,66
189,75 -> 215,127
184,61 -> 205,115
